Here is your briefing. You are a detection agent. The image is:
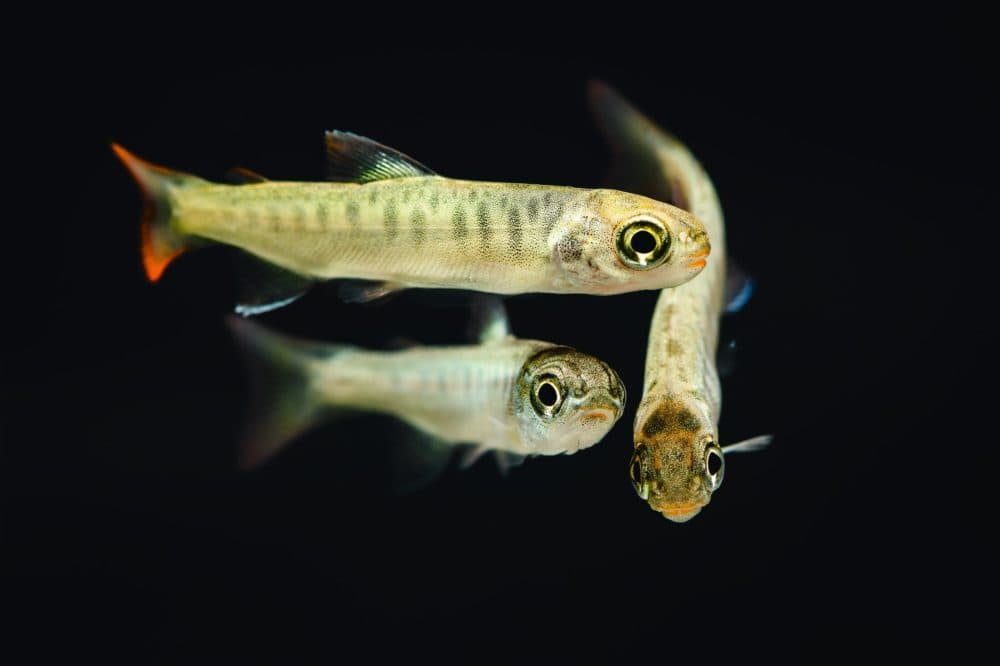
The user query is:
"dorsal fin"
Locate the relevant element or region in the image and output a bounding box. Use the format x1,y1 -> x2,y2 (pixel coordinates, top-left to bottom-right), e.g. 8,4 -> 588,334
324,130 -> 436,183
468,296 -> 512,344
226,167 -> 270,184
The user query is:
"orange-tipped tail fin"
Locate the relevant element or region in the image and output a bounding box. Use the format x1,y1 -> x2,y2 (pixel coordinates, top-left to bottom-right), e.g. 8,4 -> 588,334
112,143 -> 206,282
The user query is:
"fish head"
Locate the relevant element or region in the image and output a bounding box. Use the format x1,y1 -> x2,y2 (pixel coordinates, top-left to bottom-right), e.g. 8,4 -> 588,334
629,395 -> 722,523
550,190 -> 709,294
512,345 -> 626,455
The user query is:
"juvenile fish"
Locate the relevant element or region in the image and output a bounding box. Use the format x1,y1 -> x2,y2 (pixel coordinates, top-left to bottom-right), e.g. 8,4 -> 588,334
589,82 -> 771,523
113,131 -> 709,314
227,308 -> 626,475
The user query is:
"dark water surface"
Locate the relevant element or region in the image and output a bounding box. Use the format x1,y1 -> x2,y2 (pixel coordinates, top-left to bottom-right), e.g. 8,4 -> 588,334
6,19 -> 994,664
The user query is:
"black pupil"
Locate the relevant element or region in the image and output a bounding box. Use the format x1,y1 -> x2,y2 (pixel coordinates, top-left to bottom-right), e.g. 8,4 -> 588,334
707,450 -> 722,475
630,228 -> 657,254
537,382 -> 559,407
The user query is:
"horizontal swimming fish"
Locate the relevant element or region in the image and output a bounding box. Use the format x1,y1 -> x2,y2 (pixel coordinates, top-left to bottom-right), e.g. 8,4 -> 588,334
589,82 -> 771,523
227,301 -> 626,478
113,130 -> 709,314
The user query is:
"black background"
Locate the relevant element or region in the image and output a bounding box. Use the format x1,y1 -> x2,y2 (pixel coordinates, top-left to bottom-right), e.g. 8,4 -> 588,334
6,13 -> 996,664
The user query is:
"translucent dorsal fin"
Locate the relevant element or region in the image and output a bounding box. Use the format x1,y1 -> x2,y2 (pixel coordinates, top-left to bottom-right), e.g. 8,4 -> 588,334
324,130 -> 436,183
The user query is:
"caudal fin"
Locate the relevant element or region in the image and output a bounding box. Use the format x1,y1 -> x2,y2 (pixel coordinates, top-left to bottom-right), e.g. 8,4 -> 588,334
112,143 -> 206,282
227,316 -> 351,468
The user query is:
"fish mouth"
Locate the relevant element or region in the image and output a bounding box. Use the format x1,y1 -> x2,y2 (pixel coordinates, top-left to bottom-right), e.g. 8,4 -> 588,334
581,407 -> 616,424
686,247 -> 709,270
651,500 -> 706,523
687,258 -> 707,270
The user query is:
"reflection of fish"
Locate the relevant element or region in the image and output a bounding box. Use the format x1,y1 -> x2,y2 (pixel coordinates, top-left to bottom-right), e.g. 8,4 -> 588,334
113,131 -> 709,314
226,303 -> 626,479
589,82 -> 770,523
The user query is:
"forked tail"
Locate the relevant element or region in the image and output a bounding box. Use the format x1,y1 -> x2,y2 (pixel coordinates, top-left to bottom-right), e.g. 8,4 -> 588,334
111,144 -> 206,282
227,316 -> 352,468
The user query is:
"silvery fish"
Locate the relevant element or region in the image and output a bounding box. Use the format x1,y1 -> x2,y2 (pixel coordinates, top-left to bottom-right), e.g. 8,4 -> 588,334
227,302 -> 626,477
589,82 -> 771,523
113,130 -> 710,314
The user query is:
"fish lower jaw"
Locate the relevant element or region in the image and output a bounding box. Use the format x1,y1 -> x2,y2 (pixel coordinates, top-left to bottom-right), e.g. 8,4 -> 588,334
650,500 -> 706,523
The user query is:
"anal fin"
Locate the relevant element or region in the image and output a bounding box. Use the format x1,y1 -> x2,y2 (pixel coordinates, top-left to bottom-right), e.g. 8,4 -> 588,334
389,429 -> 454,495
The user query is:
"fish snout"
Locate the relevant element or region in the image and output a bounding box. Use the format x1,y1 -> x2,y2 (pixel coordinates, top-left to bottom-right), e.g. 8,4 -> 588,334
650,499 -> 706,523
682,230 -> 711,271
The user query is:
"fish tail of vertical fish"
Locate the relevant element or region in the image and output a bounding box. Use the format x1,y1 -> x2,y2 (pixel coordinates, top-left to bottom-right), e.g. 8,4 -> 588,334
111,143 -> 208,283
226,316 -> 352,469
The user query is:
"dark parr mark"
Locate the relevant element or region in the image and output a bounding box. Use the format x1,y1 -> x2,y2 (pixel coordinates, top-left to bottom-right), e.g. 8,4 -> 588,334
429,191 -> 440,213
452,206 -> 468,240
267,207 -> 281,231
641,402 -> 703,439
317,201 -> 329,226
345,201 -> 360,228
666,339 -> 684,358
383,199 -> 399,241
507,206 -> 522,253
526,197 -> 539,225
477,201 -> 492,248
411,208 -> 426,244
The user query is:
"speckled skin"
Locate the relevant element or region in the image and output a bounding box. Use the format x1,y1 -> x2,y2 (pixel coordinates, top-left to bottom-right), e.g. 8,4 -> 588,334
589,83 -> 728,522
173,175 -> 708,295
97,114 -> 718,301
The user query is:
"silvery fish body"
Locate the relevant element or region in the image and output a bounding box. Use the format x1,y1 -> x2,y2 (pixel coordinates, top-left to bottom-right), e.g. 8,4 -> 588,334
229,316 -> 626,472
113,131 -> 709,313
589,82 -> 770,523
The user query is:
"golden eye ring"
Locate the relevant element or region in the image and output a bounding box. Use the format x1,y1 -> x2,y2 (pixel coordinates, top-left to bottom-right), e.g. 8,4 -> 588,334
615,217 -> 671,270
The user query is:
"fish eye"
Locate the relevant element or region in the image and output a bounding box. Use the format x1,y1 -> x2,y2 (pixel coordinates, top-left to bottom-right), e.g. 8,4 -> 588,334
615,217 -> 671,270
531,375 -> 563,416
629,449 -> 649,499
705,443 -> 725,491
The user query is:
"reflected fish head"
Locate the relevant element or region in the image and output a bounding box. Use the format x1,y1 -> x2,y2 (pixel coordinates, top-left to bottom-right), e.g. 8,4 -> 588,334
550,190 -> 709,294
512,345 -> 626,455
629,395 -> 723,523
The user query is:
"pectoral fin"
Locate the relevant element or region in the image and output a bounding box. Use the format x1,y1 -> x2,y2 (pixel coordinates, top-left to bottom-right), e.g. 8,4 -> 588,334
724,259 -> 755,313
468,296 -> 512,344
722,434 -> 773,454
337,279 -> 406,304
233,253 -> 315,316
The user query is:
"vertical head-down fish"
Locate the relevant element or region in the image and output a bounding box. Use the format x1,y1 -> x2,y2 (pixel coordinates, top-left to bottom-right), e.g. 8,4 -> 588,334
227,303 -> 626,477
589,82 -> 771,523
113,130 -> 709,314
